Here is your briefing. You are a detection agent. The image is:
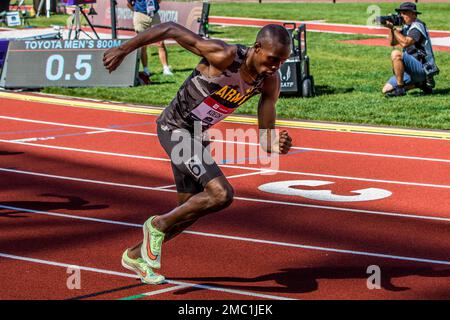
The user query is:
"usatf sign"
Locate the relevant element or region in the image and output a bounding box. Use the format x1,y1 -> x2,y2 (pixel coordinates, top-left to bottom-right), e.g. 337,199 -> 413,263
279,57 -> 300,94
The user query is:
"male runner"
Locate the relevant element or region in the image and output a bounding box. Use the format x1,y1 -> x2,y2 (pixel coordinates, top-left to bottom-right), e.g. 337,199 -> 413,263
104,22 -> 293,284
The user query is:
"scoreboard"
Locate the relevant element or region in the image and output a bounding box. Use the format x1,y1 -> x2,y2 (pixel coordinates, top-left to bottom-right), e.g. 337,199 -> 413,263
0,39 -> 139,89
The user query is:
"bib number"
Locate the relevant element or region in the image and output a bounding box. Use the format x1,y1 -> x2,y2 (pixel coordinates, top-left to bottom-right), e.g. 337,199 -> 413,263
190,96 -> 236,128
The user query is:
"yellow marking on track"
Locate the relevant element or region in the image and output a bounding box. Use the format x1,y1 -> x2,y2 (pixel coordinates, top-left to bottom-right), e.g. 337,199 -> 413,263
1,91 -> 449,139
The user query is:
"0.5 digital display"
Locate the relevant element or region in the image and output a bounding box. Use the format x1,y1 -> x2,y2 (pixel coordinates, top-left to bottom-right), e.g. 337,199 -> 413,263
0,39 -> 138,89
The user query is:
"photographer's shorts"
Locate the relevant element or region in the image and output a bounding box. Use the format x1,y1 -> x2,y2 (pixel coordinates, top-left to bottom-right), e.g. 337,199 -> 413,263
388,52 -> 426,87
133,11 -> 161,33
157,123 -> 224,194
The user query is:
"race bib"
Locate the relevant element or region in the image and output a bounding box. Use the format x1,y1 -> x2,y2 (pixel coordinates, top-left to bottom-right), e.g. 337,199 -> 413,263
190,96 -> 236,128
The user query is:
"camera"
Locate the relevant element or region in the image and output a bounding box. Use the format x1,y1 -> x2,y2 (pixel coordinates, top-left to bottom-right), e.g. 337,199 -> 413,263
374,14 -> 404,26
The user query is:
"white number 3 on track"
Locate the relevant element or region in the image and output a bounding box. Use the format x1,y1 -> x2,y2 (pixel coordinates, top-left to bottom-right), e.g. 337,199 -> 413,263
258,180 -> 392,202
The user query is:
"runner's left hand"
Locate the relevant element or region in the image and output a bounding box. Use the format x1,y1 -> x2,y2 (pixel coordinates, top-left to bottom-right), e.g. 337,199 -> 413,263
279,130 -> 292,154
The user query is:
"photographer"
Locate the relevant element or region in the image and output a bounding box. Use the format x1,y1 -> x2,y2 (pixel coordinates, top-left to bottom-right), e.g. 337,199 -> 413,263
381,2 -> 438,98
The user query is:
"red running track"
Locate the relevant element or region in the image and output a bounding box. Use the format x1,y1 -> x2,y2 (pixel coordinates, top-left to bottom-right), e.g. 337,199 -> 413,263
0,95 -> 449,300
209,16 -> 450,38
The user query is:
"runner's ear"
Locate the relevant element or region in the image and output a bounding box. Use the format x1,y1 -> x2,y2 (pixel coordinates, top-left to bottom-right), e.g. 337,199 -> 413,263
254,42 -> 262,52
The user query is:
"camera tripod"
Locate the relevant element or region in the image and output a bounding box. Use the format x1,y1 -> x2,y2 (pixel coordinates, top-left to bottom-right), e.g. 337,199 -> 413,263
67,5 -> 100,40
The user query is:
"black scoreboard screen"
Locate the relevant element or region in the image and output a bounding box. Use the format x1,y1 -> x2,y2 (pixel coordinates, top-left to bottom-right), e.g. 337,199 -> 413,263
0,39 -> 138,89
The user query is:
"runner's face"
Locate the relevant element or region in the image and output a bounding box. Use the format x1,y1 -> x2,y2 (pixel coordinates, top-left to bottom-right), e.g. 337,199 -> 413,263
253,43 -> 291,76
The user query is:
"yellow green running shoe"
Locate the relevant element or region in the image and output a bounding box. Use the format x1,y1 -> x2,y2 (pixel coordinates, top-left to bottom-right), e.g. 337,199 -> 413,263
121,250 -> 165,285
140,216 -> 165,269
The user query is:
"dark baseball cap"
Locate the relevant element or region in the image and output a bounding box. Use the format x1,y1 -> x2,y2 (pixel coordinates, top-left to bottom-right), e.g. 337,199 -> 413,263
395,2 -> 422,14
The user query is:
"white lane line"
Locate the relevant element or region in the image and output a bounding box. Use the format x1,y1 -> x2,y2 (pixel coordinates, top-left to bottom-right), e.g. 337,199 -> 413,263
0,139 -> 171,162
211,138 -> 450,163
1,140 -> 449,190
128,282 -> 295,300
296,147 -> 450,163
5,166 -> 450,222
185,231 -> 450,266
233,196 -> 450,222
0,207 -> 449,267
122,284 -> 193,299
158,184 -> 177,189
3,91 -> 450,140
0,252 -> 295,300
225,170 -> 270,179
1,168 -> 450,222
210,139 -> 450,163
165,281 -> 296,300
0,168 -> 177,194
86,130 -> 111,135
0,116 -> 155,136
1,115 -> 449,163
12,136 -> 56,142
156,184 -> 177,189
11,130 -> 111,143
0,204 -> 142,227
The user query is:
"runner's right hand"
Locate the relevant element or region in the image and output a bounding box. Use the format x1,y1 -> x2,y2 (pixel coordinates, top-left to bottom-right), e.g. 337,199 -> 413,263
103,46 -> 128,73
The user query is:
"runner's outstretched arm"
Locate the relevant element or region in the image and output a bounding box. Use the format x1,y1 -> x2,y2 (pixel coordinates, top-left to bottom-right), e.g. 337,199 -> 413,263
257,73 -> 292,154
103,22 -> 235,73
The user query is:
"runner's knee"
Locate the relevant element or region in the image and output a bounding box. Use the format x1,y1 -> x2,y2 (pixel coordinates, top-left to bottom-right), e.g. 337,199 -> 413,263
208,183 -> 234,210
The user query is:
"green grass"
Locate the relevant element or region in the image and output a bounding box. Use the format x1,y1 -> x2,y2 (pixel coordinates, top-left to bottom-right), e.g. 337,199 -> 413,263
5,3 -> 450,130
210,2 -> 450,31
21,14 -> 72,28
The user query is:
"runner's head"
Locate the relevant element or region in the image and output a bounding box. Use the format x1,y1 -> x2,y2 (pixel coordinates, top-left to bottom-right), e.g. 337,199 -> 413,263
250,24 -> 292,76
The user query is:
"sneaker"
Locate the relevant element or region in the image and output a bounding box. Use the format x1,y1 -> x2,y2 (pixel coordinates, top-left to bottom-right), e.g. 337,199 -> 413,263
420,83 -> 433,95
138,72 -> 151,86
385,86 -> 406,98
140,216 -> 165,269
163,65 -> 173,76
121,250 -> 165,285
143,67 -> 152,77
425,76 -> 435,89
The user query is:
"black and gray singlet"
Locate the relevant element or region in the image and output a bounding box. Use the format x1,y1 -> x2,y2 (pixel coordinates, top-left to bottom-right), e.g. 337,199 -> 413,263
156,44 -> 268,194
157,44 -> 266,132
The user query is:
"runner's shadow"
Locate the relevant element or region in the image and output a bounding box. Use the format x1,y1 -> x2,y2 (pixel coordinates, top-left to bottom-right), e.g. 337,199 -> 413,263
170,266 -> 450,295
0,194 -> 108,218
0,151 -> 24,156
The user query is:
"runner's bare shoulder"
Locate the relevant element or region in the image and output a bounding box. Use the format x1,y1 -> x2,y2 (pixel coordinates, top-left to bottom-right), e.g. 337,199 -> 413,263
196,39 -> 237,72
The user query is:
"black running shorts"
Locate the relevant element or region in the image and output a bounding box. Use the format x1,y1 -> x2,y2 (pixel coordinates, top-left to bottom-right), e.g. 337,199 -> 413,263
157,123 -> 224,194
